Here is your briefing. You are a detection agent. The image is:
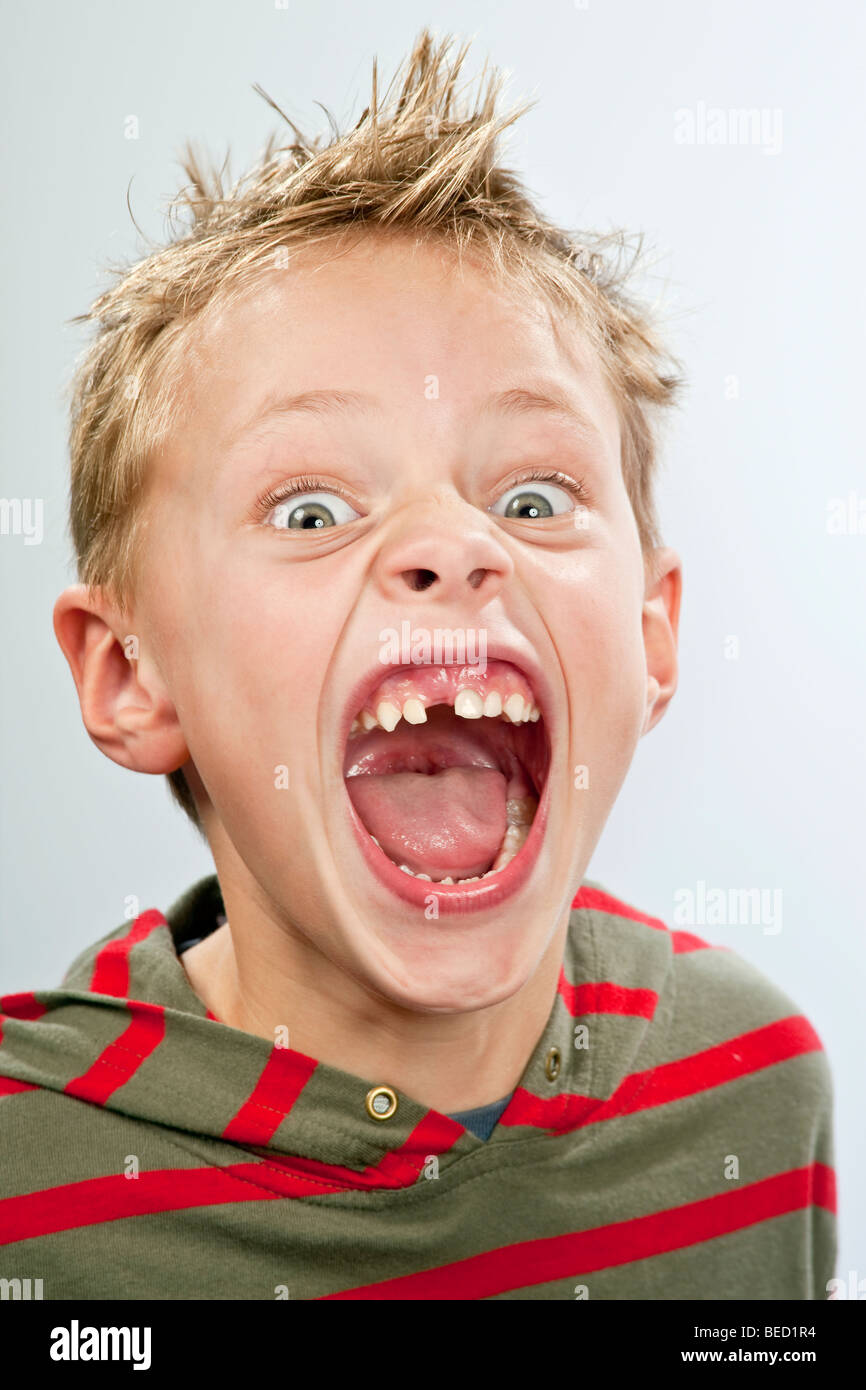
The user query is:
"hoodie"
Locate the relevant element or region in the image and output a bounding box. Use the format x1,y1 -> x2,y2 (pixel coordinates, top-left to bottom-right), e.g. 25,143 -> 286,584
0,877 -> 836,1300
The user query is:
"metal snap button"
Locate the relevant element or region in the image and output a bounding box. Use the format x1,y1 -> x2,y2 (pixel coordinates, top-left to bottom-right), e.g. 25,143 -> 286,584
365,1085 -> 398,1121
544,1046 -> 561,1082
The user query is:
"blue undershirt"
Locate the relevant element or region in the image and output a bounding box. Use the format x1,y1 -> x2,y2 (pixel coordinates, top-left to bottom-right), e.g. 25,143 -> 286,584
446,1093 -> 513,1140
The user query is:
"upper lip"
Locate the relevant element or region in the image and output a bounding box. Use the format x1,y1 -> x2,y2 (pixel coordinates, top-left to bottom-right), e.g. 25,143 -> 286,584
338,638 -> 555,757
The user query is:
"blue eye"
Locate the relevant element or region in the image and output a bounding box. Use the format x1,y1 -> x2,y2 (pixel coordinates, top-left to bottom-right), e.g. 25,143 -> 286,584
491,479 -> 575,520
268,491 -> 361,530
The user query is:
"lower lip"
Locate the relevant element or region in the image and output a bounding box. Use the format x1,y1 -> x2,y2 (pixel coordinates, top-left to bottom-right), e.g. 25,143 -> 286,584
344,773 -> 550,917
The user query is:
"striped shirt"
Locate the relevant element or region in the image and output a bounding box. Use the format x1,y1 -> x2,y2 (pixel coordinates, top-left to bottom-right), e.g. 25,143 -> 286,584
0,877 -> 836,1299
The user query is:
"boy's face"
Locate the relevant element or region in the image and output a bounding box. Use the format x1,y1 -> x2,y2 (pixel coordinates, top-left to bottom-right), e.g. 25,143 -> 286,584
78,232 -> 679,1012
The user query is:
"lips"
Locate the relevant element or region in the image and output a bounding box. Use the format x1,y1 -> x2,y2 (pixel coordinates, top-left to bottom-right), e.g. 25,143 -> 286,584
340,657 -> 552,906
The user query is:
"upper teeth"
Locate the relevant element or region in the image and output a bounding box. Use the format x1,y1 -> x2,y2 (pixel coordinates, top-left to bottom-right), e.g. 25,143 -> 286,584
350,689 -> 540,736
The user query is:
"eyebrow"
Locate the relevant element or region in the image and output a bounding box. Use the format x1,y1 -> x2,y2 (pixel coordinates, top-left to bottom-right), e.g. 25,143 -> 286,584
483,386 -> 606,444
226,382 -> 606,449
225,388 -> 374,448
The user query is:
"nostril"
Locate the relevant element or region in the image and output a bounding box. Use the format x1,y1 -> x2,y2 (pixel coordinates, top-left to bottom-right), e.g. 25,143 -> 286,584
402,568 -> 438,592
467,568 -> 488,591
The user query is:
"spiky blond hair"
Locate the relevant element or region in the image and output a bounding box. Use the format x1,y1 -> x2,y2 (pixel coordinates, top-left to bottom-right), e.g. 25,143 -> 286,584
64,27 -> 683,829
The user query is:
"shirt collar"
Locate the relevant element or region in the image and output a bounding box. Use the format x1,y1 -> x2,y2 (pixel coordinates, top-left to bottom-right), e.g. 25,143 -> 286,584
9,876 -> 674,1182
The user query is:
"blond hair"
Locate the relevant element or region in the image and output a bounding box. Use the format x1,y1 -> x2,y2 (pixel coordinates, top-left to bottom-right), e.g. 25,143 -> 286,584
64,27 -> 684,830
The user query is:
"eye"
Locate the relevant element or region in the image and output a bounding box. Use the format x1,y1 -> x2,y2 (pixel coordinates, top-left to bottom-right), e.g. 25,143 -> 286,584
490,476 -> 578,520
266,489 -> 361,531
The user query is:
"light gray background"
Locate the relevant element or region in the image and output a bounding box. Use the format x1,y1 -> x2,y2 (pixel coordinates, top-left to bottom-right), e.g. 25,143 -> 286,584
1,0 -> 863,1288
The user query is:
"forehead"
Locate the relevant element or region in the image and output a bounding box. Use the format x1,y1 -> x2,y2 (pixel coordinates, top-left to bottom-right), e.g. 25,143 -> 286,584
164,231 -> 620,452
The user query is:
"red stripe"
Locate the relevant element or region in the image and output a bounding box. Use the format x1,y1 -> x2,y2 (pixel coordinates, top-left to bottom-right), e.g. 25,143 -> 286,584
0,995 -> 49,1062
0,1140 -> 833,1272
0,1077 -> 39,1097
0,1163 -> 283,1243
257,1109 -> 465,1190
557,969 -> 658,1019
572,886 -> 711,952
223,1050 -> 463,1188
590,1013 -> 824,1125
501,1089 -> 597,1130
501,1013 -> 823,1134
573,885 -> 669,930
670,930 -> 714,953
62,1001 -> 166,1106
222,1047 -> 318,1145
89,910 -> 166,998
0,1110 -> 467,1243
0,992 -> 48,1022
0,1134 -> 439,1244
320,1162 -> 836,1299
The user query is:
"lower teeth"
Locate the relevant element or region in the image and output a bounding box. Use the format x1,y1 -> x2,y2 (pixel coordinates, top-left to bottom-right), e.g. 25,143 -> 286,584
382,794 -> 538,886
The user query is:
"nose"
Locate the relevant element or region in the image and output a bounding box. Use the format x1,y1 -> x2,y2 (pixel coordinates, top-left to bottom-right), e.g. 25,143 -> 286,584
374,510 -> 514,609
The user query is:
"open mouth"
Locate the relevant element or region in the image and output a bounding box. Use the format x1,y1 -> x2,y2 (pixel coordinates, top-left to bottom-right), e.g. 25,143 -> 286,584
342,659 -> 551,901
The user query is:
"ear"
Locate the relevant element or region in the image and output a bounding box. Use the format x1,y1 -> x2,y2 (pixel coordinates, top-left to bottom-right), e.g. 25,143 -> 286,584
53,584 -> 189,774
641,547 -> 682,736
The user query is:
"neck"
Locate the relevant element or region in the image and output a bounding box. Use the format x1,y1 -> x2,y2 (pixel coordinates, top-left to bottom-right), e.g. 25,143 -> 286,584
180,874 -> 570,1116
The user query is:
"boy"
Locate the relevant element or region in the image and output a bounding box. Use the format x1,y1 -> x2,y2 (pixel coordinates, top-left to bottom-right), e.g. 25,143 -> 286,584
0,29 -> 835,1299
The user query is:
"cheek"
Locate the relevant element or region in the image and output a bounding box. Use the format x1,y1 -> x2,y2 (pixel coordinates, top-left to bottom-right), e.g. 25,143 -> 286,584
552,554 -> 647,780
148,552 -> 356,795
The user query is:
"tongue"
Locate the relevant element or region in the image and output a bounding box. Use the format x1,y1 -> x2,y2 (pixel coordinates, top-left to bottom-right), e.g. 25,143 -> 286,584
347,767 -> 507,879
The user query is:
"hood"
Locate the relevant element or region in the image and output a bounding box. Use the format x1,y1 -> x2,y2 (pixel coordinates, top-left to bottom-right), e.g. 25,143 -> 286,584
0,876 -> 677,1176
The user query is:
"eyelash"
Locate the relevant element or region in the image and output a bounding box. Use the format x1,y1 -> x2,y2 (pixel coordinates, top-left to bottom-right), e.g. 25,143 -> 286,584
257,474 -> 352,515
504,468 -> 589,504
256,468 -> 589,518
